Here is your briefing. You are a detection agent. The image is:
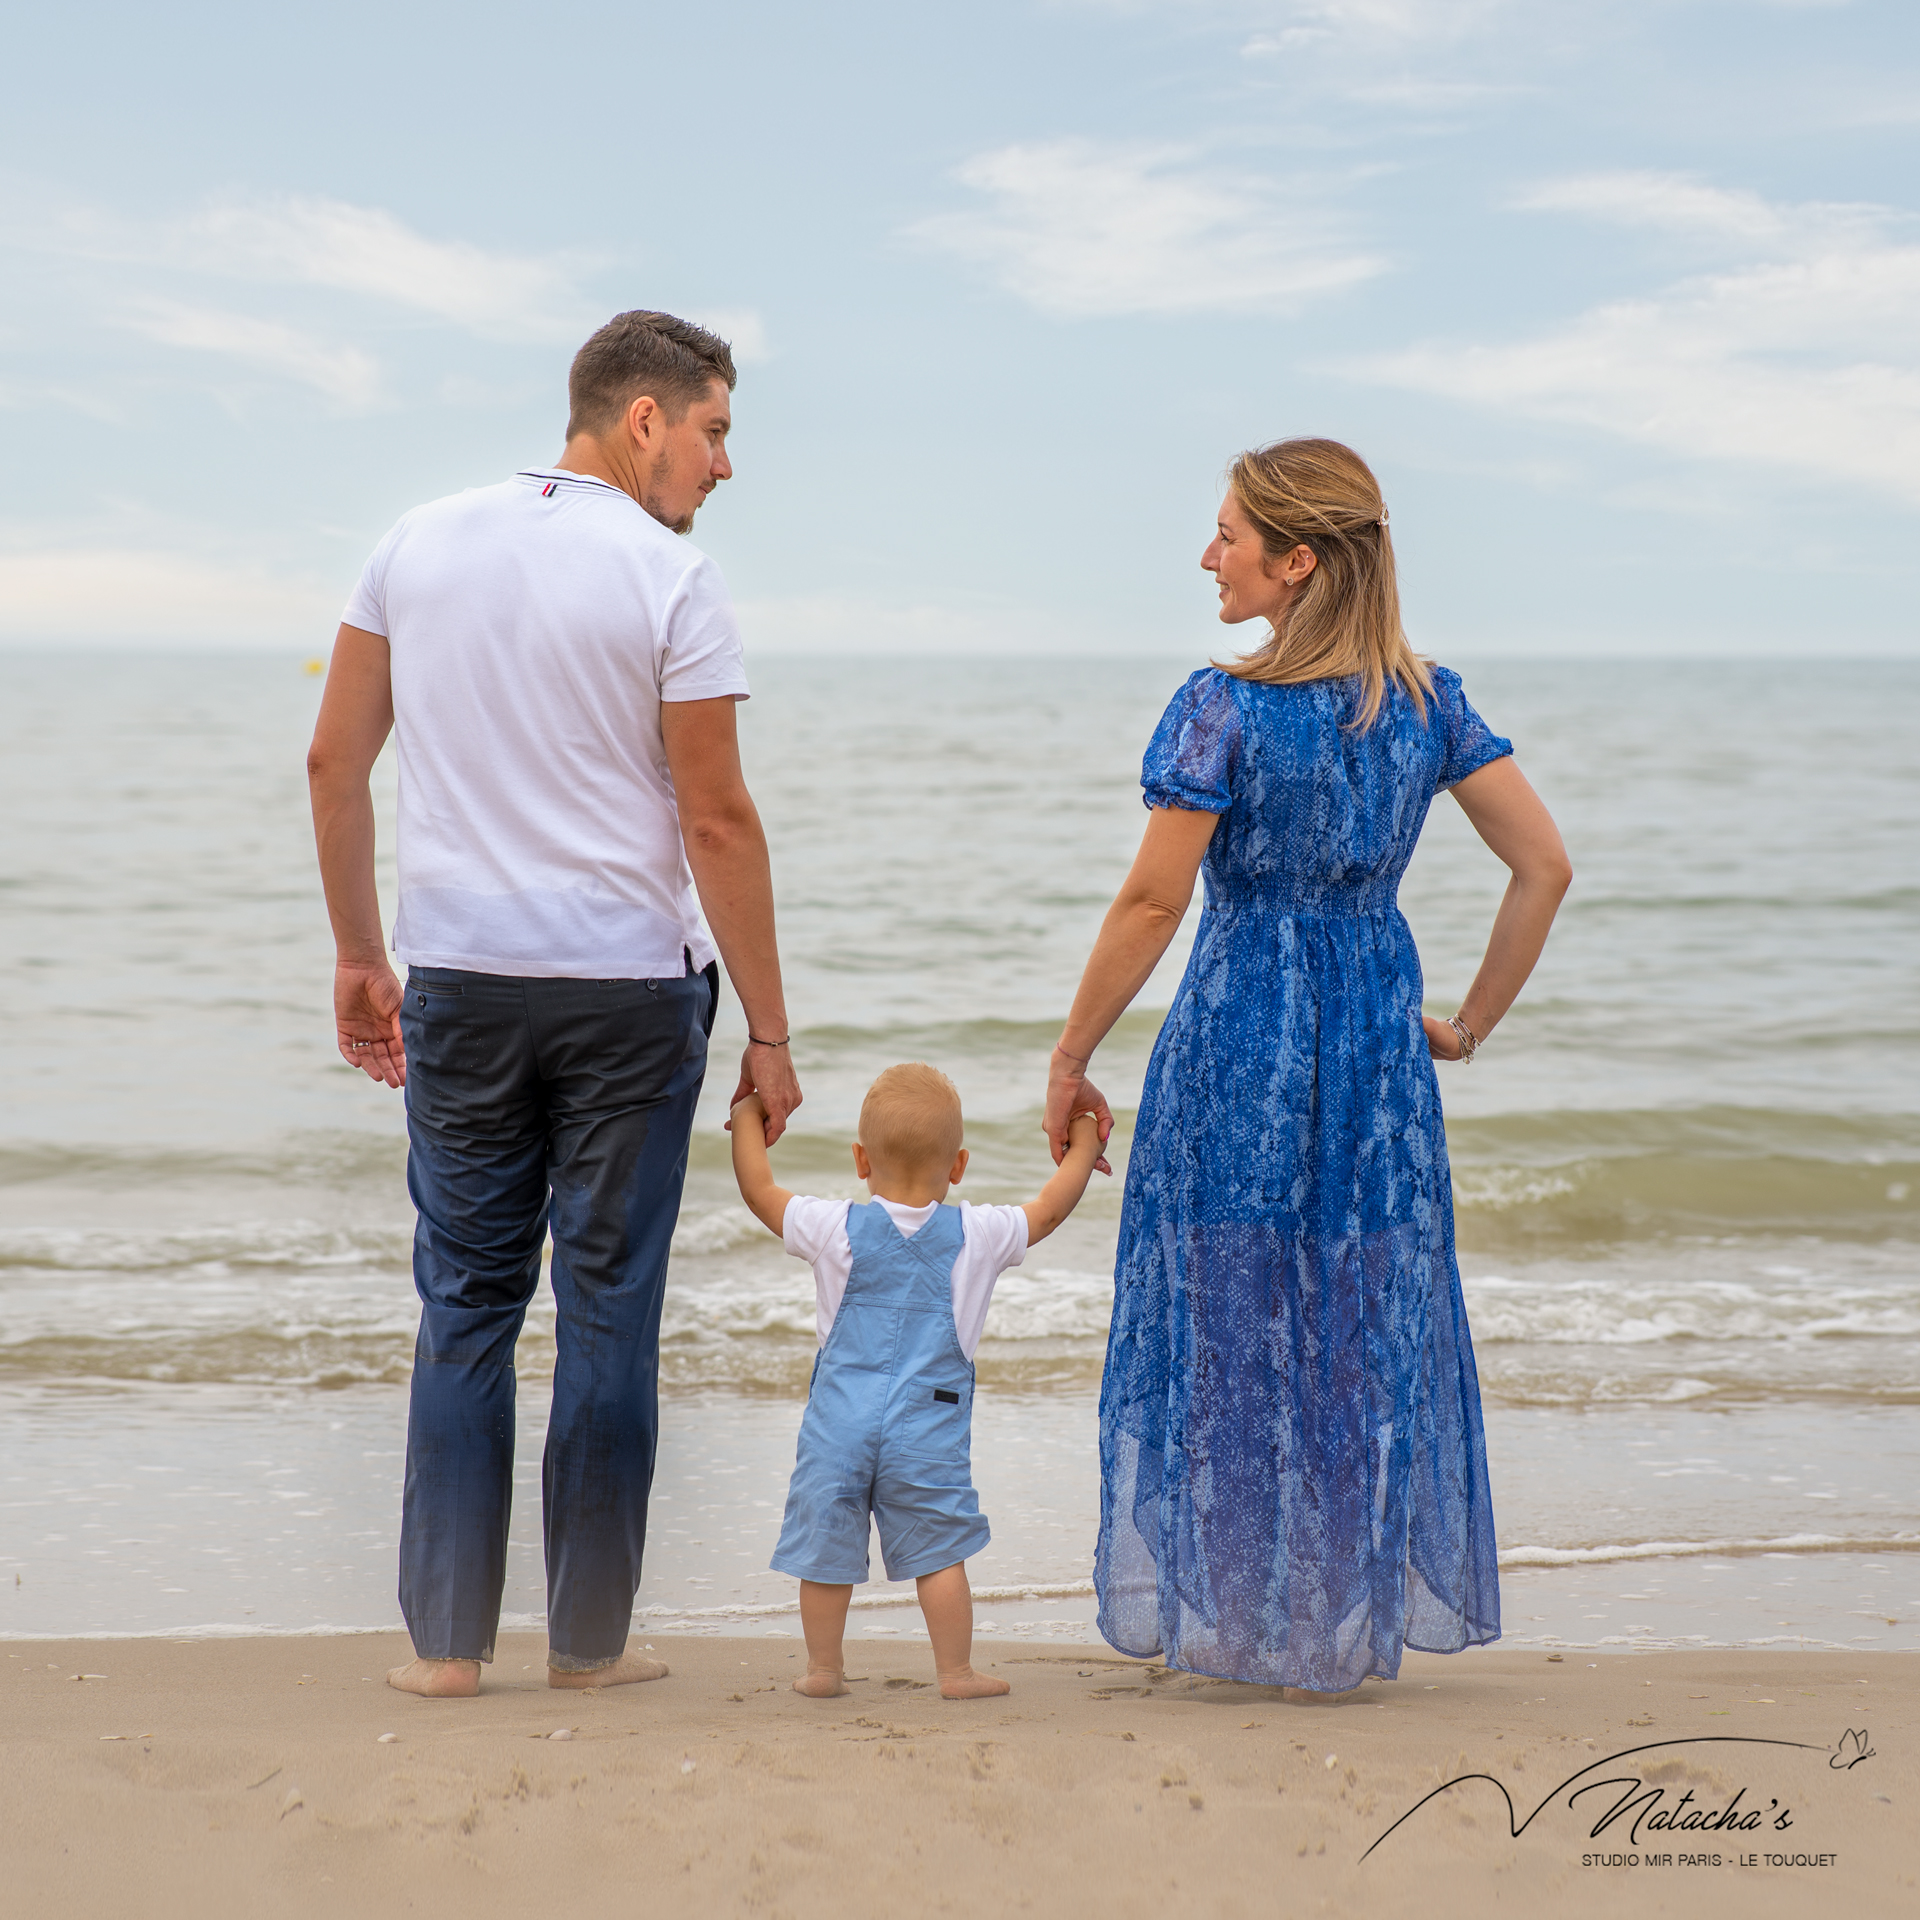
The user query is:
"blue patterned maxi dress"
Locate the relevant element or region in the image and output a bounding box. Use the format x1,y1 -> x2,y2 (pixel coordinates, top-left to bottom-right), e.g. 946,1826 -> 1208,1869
1094,664 -> 1509,1692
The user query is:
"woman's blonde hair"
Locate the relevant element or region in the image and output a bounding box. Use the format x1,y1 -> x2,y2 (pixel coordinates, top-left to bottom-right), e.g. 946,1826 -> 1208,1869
1216,437 -> 1431,729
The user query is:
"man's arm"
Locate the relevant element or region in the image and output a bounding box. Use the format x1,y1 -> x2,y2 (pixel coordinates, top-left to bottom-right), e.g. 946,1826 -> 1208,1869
660,696 -> 802,1143
729,1093 -> 794,1236
306,624 -> 406,1087
1022,1111 -> 1103,1245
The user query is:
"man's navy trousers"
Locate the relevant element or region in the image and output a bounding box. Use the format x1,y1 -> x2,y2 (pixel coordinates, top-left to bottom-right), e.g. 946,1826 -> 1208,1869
397,960 -> 715,1667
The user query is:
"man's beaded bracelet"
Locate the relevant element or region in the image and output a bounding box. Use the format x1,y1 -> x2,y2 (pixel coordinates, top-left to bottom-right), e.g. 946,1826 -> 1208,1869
747,1034 -> 789,1049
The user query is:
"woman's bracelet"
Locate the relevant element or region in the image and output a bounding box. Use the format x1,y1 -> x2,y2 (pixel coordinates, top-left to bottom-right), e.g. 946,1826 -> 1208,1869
1053,1041 -> 1091,1067
747,1034 -> 790,1049
1447,1014 -> 1480,1064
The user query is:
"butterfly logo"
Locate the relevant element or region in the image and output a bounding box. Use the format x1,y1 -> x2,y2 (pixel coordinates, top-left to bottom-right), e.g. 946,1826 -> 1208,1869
1829,1729 -> 1874,1771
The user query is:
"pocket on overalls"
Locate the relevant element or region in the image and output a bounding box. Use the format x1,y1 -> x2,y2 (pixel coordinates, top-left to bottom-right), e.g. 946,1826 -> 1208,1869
889,1373 -> 973,1469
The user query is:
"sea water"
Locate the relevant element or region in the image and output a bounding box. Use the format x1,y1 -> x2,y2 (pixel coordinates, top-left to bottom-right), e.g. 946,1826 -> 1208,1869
2,650 -> 1916,1651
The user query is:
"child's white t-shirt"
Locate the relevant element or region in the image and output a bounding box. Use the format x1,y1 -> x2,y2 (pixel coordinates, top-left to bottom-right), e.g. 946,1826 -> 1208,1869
780,1196 -> 1029,1362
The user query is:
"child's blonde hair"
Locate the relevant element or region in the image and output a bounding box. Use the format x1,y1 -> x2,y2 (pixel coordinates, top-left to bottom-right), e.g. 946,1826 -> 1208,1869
859,1063 -> 964,1173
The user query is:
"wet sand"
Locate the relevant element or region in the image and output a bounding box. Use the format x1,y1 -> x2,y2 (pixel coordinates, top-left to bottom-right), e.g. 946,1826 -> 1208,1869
4,1634 -> 1914,1917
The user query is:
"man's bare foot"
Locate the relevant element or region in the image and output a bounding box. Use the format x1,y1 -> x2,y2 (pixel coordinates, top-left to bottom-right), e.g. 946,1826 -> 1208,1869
938,1668 -> 1010,1700
791,1668 -> 848,1698
547,1652 -> 669,1690
387,1657 -> 480,1697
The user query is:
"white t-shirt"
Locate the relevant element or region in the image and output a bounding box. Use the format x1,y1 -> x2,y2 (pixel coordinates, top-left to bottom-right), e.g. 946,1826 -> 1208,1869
342,468 -> 750,979
781,1196 -> 1029,1362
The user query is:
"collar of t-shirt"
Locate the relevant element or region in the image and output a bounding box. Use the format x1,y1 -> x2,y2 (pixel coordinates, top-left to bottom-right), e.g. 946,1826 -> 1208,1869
516,466 -> 632,499
867,1196 -> 939,1239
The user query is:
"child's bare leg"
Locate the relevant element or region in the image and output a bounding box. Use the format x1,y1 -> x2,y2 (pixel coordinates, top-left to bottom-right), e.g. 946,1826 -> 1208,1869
917,1563 -> 1009,1699
794,1582 -> 852,1697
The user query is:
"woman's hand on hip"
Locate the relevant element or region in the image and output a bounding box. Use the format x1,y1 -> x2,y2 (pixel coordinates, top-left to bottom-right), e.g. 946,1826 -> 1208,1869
1045,1048 -> 1114,1175
1422,1014 -> 1465,1061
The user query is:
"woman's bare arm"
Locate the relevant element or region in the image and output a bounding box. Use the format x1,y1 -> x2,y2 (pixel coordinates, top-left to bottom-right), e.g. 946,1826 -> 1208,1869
1428,757 -> 1573,1059
1042,805 -> 1222,1166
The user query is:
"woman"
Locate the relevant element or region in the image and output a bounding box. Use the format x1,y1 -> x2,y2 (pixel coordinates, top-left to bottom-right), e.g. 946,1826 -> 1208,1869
1046,439 -> 1570,1693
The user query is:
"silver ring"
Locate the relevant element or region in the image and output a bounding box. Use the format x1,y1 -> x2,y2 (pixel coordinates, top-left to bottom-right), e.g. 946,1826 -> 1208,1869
350,1040 -> 371,1050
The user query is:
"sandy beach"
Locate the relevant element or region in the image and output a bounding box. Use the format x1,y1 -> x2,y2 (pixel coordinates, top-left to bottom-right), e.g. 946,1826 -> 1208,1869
5,1633 -> 1913,1917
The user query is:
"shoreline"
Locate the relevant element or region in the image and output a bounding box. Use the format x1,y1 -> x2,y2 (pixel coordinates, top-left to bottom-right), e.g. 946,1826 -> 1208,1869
9,1380 -> 1917,1651
6,1632 -> 1914,1917
3,1541 -> 1916,1656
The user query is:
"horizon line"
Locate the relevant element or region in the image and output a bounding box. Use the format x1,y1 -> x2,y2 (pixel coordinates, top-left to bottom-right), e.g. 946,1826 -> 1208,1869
3,638 -> 1920,662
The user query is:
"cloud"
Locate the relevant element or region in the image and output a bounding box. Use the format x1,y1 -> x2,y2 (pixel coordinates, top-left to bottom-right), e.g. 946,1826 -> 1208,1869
0,545 -> 339,643
123,300 -> 383,408
4,185 -> 771,413
180,196 -> 599,344
3,187 -> 602,343
1357,172 -> 1920,505
1513,170 -> 1797,242
909,139 -> 1383,318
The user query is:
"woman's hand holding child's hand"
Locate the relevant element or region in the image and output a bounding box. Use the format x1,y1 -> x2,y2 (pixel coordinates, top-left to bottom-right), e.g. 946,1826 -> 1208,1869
1044,1047 -> 1114,1176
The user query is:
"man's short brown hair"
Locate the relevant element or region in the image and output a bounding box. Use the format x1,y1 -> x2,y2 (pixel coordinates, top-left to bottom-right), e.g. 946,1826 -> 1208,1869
566,311 -> 737,440
859,1064 -> 964,1176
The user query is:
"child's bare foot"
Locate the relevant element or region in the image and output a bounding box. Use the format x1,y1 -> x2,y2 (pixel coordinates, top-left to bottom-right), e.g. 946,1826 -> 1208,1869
387,1657 -> 480,1697
792,1667 -> 848,1698
548,1652 -> 669,1689
938,1668 -> 1010,1700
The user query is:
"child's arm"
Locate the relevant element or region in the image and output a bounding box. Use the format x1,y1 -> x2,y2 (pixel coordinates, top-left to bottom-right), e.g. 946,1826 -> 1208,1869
1022,1110 -> 1103,1245
730,1092 -> 796,1238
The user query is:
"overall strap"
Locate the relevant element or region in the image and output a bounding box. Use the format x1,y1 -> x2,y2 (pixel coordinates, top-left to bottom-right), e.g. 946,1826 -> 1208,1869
845,1200 -> 965,1305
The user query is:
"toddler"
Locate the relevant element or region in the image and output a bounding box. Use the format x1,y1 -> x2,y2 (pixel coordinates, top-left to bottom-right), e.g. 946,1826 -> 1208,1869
731,1063 -> 1102,1700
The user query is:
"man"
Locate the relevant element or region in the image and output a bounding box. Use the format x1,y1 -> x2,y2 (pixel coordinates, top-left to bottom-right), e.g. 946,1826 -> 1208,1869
308,310 -> 801,1699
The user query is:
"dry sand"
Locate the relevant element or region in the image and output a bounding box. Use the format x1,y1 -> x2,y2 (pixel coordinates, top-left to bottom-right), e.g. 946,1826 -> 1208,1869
3,1633 -> 1913,1918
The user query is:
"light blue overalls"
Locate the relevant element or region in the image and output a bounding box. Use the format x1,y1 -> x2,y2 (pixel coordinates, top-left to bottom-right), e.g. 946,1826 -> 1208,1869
771,1201 -> 991,1585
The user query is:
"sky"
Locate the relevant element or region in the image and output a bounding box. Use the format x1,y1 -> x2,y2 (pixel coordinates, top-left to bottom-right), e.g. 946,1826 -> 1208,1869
1,0 -> 1915,656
